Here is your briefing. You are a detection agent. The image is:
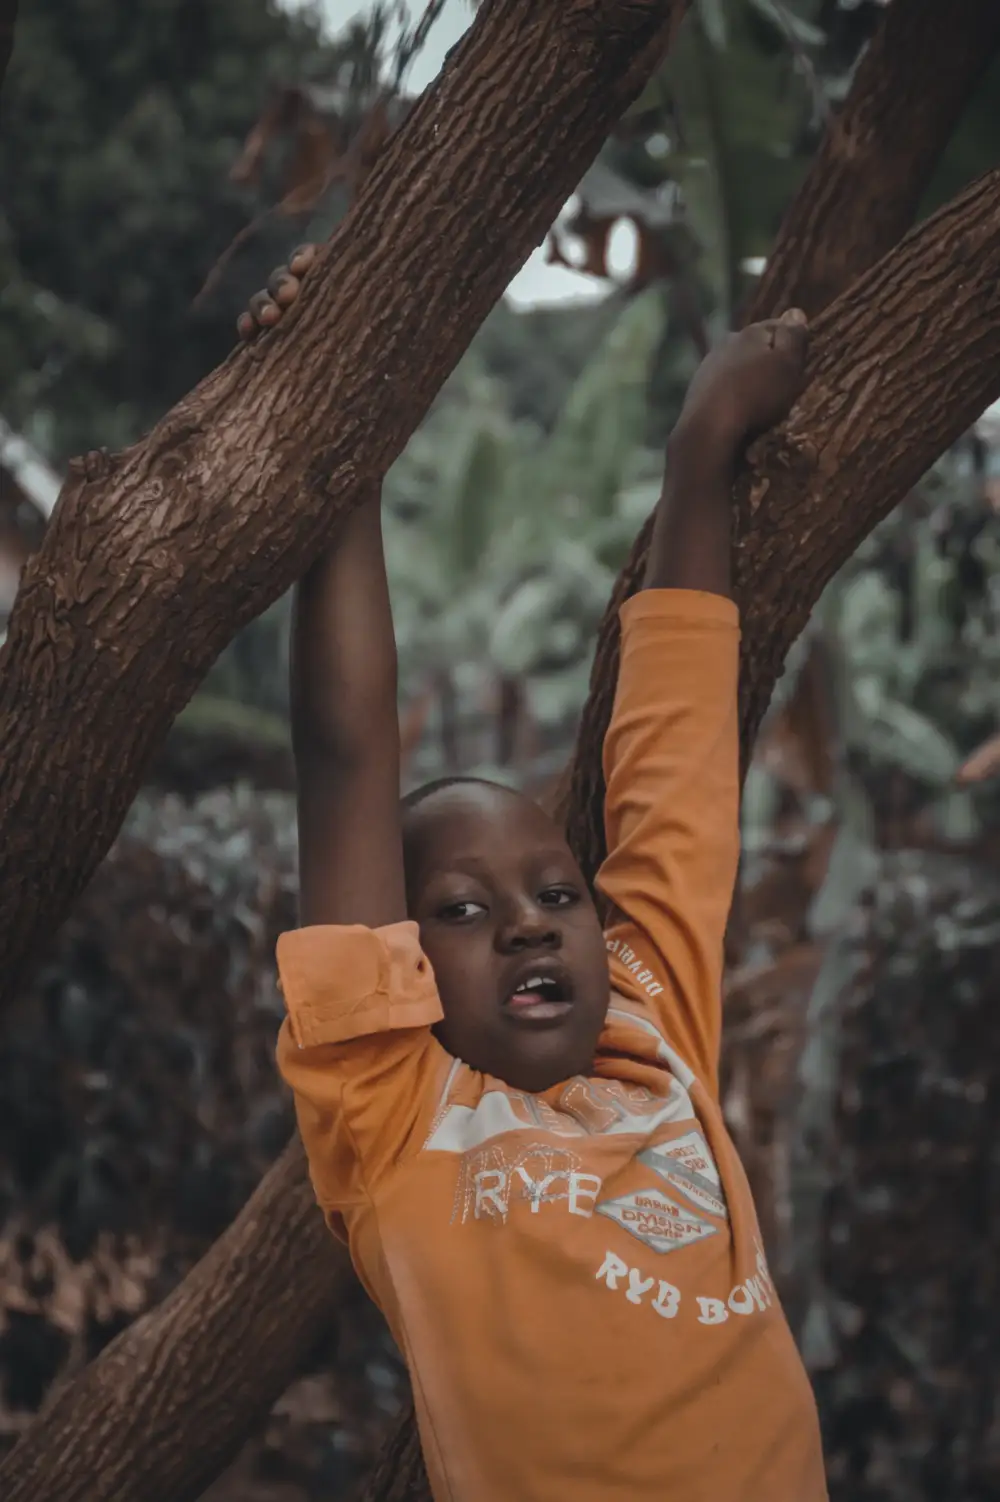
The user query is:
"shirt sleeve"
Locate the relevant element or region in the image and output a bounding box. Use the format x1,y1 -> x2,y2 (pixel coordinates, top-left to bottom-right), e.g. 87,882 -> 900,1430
597,589 -> 740,1093
275,920 -> 448,1216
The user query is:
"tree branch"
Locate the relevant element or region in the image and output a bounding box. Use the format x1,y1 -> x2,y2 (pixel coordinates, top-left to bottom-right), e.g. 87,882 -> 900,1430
6,167 -> 999,1502
560,0 -> 1000,880
5,5 -> 996,1499
734,168 -> 1000,751
0,0 -> 689,1011
564,169 -> 1000,881
746,0 -> 1000,321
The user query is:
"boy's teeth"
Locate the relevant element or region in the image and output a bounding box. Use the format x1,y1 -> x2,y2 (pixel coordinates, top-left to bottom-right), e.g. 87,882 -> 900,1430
516,976 -> 545,993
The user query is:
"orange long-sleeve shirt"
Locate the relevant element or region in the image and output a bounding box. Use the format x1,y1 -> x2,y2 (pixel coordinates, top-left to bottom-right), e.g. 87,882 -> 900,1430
276,590 -> 827,1501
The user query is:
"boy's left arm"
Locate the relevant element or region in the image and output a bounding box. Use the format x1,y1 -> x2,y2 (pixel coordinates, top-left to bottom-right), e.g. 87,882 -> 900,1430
598,313 -> 808,1092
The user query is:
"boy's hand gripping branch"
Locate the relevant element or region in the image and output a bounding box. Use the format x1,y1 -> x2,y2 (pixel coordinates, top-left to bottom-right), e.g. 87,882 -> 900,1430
644,310 -> 809,599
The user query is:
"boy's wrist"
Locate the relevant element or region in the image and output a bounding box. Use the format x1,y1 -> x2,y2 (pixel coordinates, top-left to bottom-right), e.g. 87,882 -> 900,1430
666,417 -> 739,494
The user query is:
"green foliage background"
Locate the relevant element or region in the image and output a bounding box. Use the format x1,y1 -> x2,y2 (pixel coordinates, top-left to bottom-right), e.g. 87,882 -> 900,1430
0,0 -> 340,458
4,3 -> 1000,1493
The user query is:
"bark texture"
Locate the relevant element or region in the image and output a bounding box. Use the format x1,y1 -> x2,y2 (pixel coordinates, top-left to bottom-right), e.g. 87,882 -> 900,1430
358,1404 -> 428,1502
731,174 -> 1000,744
746,0 -> 1000,322
0,0 -> 688,1012
0,1140 -> 352,1502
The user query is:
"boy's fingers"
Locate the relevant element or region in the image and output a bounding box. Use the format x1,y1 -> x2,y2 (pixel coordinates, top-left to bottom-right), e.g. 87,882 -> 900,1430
759,309 -> 808,347
272,274 -> 301,309
249,291 -> 280,325
289,243 -> 318,276
237,311 -> 256,341
770,317 -> 809,363
266,266 -> 292,300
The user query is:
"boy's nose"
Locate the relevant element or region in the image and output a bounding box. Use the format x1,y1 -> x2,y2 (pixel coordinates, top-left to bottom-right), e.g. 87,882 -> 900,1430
498,910 -> 561,952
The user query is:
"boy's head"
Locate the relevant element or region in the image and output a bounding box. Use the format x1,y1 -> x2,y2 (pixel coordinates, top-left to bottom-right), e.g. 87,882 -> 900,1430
402,778 -> 609,1092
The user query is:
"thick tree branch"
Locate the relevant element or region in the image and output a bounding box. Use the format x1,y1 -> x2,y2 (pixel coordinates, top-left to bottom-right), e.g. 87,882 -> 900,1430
560,0 -> 1000,881
733,170 -> 1000,748
0,0 -> 688,1010
747,0 -> 1000,321
564,170 -> 1000,882
358,1402 -> 428,1502
0,1141 -> 351,1502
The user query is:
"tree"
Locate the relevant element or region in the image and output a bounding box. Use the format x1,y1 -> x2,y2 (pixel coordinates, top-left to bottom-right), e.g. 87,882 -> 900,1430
0,0 -> 687,1006
0,2 -> 691,1498
561,0 -> 1000,882
2,3 -> 1000,1501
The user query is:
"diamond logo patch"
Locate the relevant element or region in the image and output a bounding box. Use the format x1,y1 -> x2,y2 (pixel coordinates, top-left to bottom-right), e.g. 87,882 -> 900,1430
638,1130 -> 728,1220
596,1187 -> 719,1255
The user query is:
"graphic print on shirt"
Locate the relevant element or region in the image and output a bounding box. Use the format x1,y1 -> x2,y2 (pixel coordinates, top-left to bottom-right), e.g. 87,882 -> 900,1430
597,1129 -> 729,1256
424,1036 -> 729,1244
450,1139 -> 601,1225
424,1067 -> 697,1158
596,1185 -> 719,1254
638,1129 -> 728,1219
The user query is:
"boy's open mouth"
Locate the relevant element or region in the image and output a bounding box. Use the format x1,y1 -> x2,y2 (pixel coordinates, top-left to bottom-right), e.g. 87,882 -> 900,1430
501,957 -> 575,1026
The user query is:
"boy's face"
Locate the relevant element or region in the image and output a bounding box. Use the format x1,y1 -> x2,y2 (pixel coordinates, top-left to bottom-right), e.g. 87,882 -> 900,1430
404,784 -> 610,1093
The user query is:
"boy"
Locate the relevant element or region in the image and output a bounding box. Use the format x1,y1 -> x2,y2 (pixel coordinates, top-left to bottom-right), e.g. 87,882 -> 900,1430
243,247 -> 827,1500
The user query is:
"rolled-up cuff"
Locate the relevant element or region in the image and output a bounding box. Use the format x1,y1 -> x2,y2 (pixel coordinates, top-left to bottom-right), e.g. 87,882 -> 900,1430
620,588 -> 740,632
276,920 -> 443,1048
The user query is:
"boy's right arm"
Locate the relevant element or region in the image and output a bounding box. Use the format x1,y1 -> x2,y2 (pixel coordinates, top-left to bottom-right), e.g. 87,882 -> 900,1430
291,494 -> 406,931
244,256 -> 446,1212
249,244 -> 406,930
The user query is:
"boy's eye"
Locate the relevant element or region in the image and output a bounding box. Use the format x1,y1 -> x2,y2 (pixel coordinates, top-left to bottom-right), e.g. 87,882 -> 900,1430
538,886 -> 578,908
437,900 -> 487,923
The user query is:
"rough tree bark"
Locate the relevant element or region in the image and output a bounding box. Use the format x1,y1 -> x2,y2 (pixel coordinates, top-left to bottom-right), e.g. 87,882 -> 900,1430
0,0 -> 689,1012
564,175 -> 1000,879
2,6 -> 999,1502
731,169 -> 1000,760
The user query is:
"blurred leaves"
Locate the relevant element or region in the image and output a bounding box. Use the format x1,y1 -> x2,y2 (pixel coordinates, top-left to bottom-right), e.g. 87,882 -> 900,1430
0,788 -> 406,1492
815,853 -> 1000,1500
0,0 -> 346,459
378,288 -> 665,782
